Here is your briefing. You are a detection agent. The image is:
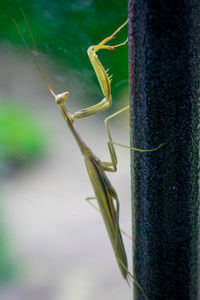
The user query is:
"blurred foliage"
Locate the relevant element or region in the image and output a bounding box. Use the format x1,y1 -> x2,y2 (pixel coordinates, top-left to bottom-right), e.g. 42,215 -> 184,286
0,99 -> 45,280
0,100 -> 46,173
0,228 -> 18,283
0,0 -> 128,104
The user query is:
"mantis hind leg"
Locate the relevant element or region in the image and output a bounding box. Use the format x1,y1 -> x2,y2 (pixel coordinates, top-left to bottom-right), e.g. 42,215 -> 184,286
85,197 -> 99,213
86,196 -> 131,239
86,180 -> 120,227
86,191 -> 120,226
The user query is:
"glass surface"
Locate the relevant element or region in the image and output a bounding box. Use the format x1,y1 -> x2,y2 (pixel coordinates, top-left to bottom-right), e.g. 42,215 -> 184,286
0,2 -> 132,299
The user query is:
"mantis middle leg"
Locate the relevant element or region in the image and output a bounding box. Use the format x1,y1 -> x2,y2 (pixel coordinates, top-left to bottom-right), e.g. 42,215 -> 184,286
101,105 -> 129,172
101,105 -> 164,172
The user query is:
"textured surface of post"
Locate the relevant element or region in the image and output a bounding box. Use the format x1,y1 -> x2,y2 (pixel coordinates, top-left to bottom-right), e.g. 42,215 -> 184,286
128,1 -> 199,299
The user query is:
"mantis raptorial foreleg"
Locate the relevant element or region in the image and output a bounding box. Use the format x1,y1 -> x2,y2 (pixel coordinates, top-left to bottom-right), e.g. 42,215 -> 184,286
70,20 -> 128,123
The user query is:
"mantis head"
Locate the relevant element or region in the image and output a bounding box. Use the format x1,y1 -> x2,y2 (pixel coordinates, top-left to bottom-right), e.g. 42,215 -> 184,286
55,92 -> 70,105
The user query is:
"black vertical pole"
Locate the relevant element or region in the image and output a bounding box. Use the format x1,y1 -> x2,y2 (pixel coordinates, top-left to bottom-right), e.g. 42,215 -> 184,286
128,1 -> 200,299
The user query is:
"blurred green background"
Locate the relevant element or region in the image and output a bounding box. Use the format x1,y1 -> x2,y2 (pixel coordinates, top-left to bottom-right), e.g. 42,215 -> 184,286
0,1 -> 130,299
2,0 -> 128,102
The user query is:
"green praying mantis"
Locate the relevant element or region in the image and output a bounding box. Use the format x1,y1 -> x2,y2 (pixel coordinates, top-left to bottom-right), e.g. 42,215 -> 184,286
13,13 -> 164,300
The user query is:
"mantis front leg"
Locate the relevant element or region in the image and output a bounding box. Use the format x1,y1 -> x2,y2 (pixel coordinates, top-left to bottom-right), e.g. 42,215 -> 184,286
71,20 -> 128,122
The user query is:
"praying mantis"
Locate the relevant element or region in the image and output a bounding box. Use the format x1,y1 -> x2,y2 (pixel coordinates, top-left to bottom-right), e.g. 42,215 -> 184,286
13,13 -> 164,300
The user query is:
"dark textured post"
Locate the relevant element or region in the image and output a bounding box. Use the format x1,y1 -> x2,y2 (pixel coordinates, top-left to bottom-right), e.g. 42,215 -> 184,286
128,1 -> 200,299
